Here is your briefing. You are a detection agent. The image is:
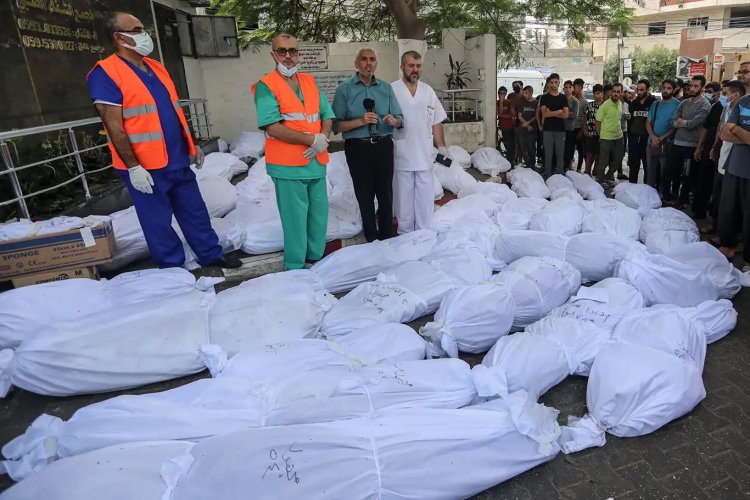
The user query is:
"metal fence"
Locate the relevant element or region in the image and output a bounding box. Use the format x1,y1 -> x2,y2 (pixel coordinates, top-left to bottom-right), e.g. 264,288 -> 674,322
0,98 -> 212,219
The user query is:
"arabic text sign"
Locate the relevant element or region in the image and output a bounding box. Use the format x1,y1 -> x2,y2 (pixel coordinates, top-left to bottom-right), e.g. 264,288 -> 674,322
298,45 -> 328,70
311,71 -> 352,102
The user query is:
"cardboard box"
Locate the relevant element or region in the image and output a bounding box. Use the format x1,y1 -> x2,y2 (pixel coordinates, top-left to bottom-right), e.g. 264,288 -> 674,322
11,266 -> 99,288
0,221 -> 114,280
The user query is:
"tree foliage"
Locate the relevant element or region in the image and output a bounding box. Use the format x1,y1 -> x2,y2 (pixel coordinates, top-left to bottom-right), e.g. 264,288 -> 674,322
603,44 -> 679,86
211,0 -> 637,65
631,45 -> 680,85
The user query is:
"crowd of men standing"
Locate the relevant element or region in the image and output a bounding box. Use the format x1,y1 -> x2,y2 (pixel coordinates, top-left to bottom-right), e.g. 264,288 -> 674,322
497,64 -> 750,272
88,11 -> 750,277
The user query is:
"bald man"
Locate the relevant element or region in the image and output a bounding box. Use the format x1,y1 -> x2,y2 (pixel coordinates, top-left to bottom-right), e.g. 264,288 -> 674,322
251,33 -> 334,270
87,11 -> 240,269
332,48 -> 404,241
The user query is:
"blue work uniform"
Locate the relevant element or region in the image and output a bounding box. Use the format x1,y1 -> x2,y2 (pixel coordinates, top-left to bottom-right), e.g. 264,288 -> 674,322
87,56 -> 222,268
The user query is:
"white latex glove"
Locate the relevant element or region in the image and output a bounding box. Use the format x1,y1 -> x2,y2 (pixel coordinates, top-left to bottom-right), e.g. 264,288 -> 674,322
193,146 -> 205,169
438,146 -> 450,159
127,165 -> 154,194
303,133 -> 329,159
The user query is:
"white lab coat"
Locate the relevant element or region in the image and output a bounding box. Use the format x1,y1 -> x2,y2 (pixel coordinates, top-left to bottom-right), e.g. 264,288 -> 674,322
391,80 -> 448,233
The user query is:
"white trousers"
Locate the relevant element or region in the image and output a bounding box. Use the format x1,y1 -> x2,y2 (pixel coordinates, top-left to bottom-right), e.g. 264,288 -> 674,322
393,170 -> 434,234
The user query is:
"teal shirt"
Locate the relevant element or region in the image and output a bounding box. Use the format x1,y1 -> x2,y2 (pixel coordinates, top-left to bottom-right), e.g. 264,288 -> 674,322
254,79 -> 335,180
331,74 -> 404,139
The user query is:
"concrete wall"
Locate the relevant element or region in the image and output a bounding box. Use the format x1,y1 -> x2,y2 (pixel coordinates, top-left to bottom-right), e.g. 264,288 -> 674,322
186,28 -> 497,150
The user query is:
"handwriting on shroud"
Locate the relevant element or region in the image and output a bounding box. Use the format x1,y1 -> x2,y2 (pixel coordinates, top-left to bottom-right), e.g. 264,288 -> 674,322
263,443 -> 303,484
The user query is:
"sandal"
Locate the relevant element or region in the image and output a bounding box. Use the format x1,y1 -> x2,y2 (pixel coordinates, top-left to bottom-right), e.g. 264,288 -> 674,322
743,265 -> 750,273
708,237 -> 721,247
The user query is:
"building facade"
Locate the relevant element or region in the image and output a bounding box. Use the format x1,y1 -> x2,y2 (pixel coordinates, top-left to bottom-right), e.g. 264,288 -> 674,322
593,0 -> 750,62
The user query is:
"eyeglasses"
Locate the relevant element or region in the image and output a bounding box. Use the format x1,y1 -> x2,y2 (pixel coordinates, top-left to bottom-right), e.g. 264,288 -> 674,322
274,48 -> 299,57
738,70 -> 750,75
118,28 -> 151,36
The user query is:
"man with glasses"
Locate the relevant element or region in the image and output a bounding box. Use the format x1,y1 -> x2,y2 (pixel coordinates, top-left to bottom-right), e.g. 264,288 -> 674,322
332,48 -> 403,242
86,11 -> 241,269
252,33 -> 334,269
627,79 -> 655,183
672,75 -> 711,208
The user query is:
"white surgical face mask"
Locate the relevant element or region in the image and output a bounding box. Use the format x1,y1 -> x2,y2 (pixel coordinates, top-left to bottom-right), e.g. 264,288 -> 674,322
119,32 -> 154,57
274,55 -> 298,77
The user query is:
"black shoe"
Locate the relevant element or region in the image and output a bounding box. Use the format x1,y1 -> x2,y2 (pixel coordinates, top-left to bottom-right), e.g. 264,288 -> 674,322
208,254 -> 243,269
305,258 -> 321,265
616,174 -> 628,180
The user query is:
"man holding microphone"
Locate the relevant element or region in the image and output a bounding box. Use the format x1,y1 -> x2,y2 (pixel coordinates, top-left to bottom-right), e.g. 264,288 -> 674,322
332,48 -> 403,242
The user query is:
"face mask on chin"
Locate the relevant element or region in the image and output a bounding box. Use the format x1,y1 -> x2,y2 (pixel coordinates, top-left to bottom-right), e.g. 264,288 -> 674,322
274,55 -> 298,77
118,32 -> 154,57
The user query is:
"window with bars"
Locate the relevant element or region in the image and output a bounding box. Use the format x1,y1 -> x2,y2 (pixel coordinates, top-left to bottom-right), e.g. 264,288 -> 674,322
648,22 -> 667,35
687,16 -> 709,29
729,7 -> 750,28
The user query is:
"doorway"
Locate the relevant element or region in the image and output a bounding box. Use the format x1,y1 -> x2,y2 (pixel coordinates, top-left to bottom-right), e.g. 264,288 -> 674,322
153,3 -> 190,99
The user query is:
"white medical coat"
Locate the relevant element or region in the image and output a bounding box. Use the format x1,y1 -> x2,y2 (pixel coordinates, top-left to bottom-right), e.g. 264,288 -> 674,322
391,80 -> 448,171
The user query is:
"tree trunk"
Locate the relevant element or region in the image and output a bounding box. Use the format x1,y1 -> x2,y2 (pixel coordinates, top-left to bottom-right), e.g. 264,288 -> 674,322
384,0 -> 426,40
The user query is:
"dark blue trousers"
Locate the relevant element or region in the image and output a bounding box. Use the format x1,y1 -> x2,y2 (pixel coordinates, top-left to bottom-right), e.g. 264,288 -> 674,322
119,166 -> 222,268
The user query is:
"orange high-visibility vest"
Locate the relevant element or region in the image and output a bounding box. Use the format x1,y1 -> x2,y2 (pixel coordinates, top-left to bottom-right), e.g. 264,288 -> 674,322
251,70 -> 329,166
88,54 -> 196,170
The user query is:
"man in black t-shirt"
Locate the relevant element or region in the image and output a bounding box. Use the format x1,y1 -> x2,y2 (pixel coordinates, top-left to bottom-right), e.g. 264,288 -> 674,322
691,91 -> 725,219
628,79 -> 655,183
539,73 -> 569,176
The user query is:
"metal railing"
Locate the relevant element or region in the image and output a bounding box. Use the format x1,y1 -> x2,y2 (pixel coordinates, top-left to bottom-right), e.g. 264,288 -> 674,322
0,98 -> 211,219
438,89 -> 483,122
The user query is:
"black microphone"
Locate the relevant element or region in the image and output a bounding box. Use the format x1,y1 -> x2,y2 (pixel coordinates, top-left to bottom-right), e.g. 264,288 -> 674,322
363,98 -> 377,136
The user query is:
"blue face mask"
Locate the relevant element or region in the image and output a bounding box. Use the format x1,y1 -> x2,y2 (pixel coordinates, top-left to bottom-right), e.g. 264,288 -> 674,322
720,95 -> 730,108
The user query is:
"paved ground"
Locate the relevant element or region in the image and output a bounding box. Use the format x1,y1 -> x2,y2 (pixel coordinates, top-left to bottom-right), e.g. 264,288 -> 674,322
1,161 -> 749,498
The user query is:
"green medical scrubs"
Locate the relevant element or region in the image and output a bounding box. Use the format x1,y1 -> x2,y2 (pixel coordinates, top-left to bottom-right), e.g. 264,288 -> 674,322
254,78 -> 335,269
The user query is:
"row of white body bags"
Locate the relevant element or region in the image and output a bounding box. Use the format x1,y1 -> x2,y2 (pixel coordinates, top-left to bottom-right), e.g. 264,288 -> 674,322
614,241 -> 740,307
560,307 -> 708,453
494,230 -> 645,283
472,278 -> 646,399
320,248 -> 491,337
0,289 -> 219,398
302,229 -> 438,293
1,392 -> 561,500
422,256 -> 582,359
0,268 -> 220,349
3,326 -> 427,479
1,357 -> 474,481
207,271 -> 336,356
